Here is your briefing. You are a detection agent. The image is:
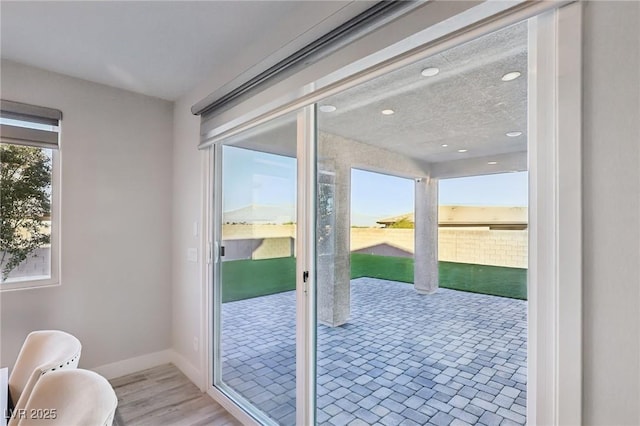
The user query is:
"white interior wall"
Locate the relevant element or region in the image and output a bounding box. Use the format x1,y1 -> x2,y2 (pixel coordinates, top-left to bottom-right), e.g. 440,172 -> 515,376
582,2 -> 640,424
0,60 -> 174,370
171,93 -> 205,377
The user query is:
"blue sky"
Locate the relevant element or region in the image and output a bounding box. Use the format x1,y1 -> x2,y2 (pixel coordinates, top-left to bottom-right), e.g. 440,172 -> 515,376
223,147 -> 528,222
439,172 -> 528,206
351,169 -> 528,221
223,146 -> 296,212
351,169 -> 414,222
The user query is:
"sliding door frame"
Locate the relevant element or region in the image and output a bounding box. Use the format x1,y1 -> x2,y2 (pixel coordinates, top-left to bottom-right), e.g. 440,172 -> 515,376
204,142 -> 282,426
295,105 -> 318,425
528,3 -> 583,424
202,2 -> 583,425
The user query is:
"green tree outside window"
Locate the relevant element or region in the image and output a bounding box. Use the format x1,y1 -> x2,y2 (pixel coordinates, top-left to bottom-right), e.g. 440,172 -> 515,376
0,144 -> 52,281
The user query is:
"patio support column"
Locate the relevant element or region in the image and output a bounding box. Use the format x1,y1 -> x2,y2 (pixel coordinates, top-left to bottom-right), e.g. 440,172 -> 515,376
316,161 -> 351,327
414,176 -> 439,294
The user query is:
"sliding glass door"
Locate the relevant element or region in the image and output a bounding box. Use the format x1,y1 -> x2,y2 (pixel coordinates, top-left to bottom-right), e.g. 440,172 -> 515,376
213,112 -> 299,425
205,5 -> 579,424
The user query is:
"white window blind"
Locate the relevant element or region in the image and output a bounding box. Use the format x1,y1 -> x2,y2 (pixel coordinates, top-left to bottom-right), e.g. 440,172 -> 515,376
0,100 -> 62,149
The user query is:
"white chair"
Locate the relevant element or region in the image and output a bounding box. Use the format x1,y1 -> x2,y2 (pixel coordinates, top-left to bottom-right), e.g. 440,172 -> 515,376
8,331 -> 81,426
16,369 -> 117,426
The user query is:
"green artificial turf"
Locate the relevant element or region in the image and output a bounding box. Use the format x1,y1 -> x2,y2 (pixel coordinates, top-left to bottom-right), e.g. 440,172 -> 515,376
221,257 -> 296,303
221,254 -> 527,302
351,253 -> 527,300
438,259 -> 527,300
350,253 -> 414,283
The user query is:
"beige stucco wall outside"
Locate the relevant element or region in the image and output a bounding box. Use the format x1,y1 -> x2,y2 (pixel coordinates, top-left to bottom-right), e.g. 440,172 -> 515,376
222,224 -> 528,268
223,224 -> 296,239
438,229 -> 527,269
350,228 -> 414,253
252,237 -> 294,260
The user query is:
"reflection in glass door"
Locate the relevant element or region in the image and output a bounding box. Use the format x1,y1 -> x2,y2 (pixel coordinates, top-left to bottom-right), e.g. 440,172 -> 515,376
214,112 -> 298,425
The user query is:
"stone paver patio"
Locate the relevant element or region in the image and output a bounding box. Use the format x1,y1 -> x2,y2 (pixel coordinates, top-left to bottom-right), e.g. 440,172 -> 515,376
221,278 -> 527,425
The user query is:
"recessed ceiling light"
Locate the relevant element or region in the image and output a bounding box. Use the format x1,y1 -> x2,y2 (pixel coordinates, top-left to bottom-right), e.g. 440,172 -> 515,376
501,71 -> 521,81
457,149 -> 468,153
381,109 -> 395,115
506,131 -> 523,137
421,67 -> 440,77
319,105 -> 337,113
488,161 -> 498,165
441,144 -> 449,147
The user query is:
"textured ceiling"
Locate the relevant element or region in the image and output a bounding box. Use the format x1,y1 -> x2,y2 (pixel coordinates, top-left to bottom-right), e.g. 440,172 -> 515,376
233,22 -> 528,174
318,21 -> 528,165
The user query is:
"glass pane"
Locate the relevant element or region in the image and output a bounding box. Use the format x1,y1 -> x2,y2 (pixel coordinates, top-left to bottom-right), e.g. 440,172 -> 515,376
0,143 -> 53,283
315,21 -> 529,426
218,112 -> 298,425
439,173 -> 529,299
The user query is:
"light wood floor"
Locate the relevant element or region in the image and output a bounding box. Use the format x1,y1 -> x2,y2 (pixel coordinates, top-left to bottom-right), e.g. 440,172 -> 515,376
110,364 -> 241,426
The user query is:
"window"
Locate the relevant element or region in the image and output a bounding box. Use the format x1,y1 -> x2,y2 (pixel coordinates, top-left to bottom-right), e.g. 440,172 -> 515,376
0,100 -> 61,290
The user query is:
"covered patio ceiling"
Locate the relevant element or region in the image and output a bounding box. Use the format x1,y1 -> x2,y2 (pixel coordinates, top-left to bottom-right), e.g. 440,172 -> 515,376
228,21 -> 528,179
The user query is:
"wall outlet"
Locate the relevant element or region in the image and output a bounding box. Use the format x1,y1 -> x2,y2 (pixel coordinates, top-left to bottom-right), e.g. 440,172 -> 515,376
193,337 -> 199,352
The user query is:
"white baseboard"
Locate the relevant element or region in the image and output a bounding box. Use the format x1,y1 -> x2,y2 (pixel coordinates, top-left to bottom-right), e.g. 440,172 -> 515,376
92,349 -> 173,380
170,351 -> 204,391
92,349 -> 203,389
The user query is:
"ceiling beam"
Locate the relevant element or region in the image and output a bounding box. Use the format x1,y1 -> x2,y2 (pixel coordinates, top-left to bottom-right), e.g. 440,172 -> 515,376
430,150 -> 527,179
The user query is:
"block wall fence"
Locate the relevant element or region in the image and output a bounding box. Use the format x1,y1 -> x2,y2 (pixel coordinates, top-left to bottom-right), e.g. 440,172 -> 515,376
221,224 -> 528,268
